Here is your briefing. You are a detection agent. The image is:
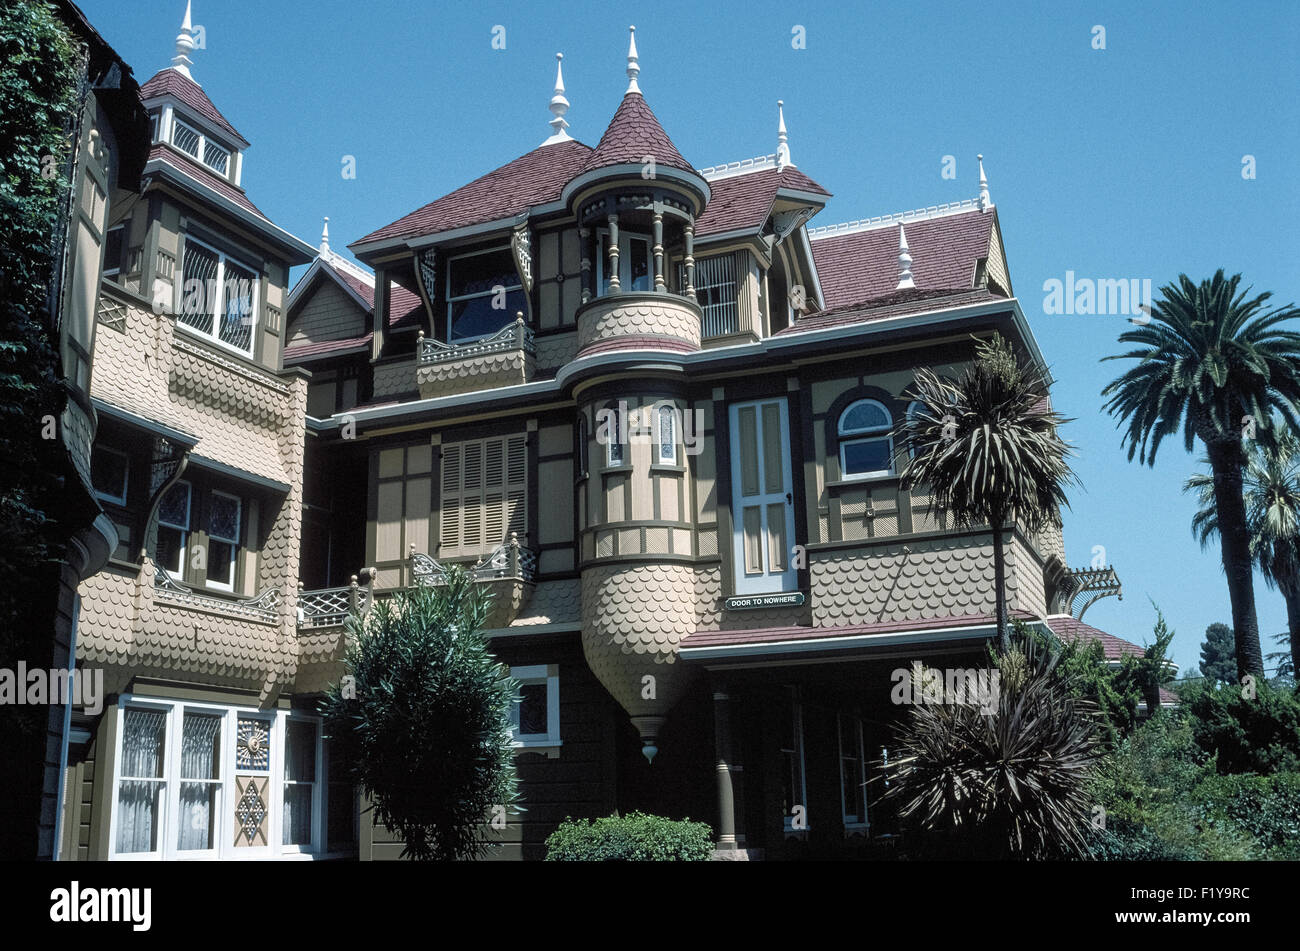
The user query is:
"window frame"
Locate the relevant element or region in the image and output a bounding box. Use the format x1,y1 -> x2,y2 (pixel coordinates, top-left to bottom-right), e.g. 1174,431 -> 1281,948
686,252 -> 739,336
596,228 -> 653,296
281,716 -> 322,854
575,413 -> 590,480
177,232 -> 260,357
91,445 -> 130,506
655,403 -> 678,466
102,224 -> 126,280
171,115 -> 235,179
203,489 -> 242,593
604,403 -> 626,468
156,479 -> 192,578
781,686 -> 808,834
508,664 -> 561,754
444,245 -> 525,344
838,713 -> 869,830
837,398 -> 895,480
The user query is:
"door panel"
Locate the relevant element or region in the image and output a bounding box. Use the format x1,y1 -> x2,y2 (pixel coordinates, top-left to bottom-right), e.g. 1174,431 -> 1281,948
729,398 -> 796,595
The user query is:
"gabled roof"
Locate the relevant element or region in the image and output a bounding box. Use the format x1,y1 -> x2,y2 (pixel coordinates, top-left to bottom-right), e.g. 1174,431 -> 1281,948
139,68 -> 247,146
694,163 -> 831,238
353,140 -> 593,247
579,92 -> 694,176
810,203 -> 1000,310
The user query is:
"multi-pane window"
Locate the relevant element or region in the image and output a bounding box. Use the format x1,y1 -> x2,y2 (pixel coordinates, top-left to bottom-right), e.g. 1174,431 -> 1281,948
780,686 -> 807,833
445,247 -> 525,343
179,235 -> 259,354
156,481 -> 191,577
687,253 -> 739,336
205,491 -> 241,591
171,118 -> 201,158
439,435 -> 527,558
838,714 -> 868,828
115,707 -> 167,855
656,404 -> 677,465
509,665 -> 561,751
171,117 -> 234,178
176,711 -> 221,852
283,719 -> 317,847
838,399 -> 894,478
91,445 -> 130,505
202,138 -> 229,175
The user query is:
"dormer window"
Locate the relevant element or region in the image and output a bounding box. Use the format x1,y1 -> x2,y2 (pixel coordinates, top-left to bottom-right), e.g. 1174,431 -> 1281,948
171,117 -> 235,179
445,246 -> 525,343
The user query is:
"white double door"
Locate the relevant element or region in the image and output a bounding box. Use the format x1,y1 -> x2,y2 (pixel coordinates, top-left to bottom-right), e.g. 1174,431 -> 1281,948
729,398 -> 797,595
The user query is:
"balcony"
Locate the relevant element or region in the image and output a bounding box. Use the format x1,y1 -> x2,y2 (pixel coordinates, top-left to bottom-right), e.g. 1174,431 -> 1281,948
296,571 -> 376,629
154,563 -> 281,624
415,316 -> 535,399
575,292 -> 702,357
409,535 -> 537,628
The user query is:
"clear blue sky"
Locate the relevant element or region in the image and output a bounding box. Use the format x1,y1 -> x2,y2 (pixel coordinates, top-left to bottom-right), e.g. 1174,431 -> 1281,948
82,0 -> 1300,677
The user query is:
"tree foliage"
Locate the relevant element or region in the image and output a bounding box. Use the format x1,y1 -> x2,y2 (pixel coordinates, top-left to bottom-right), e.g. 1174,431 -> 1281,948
544,812 -> 714,862
319,570 -> 520,861
1199,623 -> 1237,685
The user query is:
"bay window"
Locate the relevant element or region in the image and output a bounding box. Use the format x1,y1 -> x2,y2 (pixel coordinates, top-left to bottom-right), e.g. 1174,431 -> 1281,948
153,480 -> 249,593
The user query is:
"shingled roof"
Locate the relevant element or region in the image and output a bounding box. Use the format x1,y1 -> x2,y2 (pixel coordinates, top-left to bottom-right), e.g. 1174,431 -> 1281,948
694,165 -> 831,237
146,143 -> 265,217
139,68 -> 247,145
774,287 -> 1006,337
353,139 -> 593,246
579,92 -> 695,177
810,205 -> 999,310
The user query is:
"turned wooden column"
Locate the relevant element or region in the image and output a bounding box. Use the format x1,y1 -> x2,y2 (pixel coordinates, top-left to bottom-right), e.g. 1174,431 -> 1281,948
579,226 -> 591,305
606,213 -> 621,294
713,683 -> 738,850
684,220 -> 696,301
652,211 -> 665,291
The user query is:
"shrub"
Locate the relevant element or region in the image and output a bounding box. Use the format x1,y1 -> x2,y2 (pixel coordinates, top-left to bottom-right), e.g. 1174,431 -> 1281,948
544,812 -> 714,861
319,569 -> 520,861
1192,772 -> 1300,860
1181,679 -> 1300,774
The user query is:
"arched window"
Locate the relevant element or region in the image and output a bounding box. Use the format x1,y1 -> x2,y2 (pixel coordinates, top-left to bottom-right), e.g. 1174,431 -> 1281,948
603,403 -> 625,467
656,404 -> 677,465
838,399 -> 894,478
904,400 -> 925,459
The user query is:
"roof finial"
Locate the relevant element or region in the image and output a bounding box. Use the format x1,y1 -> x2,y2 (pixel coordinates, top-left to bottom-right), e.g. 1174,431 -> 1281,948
625,26 -> 640,95
320,216 -> 330,255
978,153 -> 991,211
896,224 -> 916,290
542,53 -> 572,145
776,100 -> 794,171
170,0 -> 196,80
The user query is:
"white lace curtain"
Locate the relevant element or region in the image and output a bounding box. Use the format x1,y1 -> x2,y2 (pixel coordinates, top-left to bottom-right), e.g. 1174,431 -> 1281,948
282,721 -> 315,845
115,709 -> 166,853
177,713 -> 221,851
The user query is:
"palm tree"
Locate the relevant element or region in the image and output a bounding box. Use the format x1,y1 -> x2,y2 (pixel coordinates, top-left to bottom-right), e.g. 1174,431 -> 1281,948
1103,270 -> 1300,680
898,333 -> 1075,647
1185,427 -> 1300,681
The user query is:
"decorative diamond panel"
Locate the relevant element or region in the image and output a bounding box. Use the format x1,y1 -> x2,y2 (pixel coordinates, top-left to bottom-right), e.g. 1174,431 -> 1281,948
234,776 -> 268,846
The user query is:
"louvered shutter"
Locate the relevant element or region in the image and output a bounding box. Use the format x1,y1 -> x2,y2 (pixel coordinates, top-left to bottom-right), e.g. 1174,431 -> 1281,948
439,435 -> 528,557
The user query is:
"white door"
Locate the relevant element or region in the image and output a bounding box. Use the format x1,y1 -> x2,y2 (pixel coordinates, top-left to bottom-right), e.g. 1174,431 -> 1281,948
729,398 -> 797,595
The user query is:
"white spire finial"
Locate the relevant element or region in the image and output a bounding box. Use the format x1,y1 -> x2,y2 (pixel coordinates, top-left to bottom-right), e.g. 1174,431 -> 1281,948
625,26 -> 640,95
776,99 -> 794,171
896,224 -> 916,290
171,1 -> 196,80
542,53 -> 572,145
320,216 -> 330,255
978,153 -> 991,211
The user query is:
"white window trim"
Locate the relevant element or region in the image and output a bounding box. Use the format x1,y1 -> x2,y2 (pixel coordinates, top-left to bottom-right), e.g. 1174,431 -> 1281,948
655,404 -> 678,466
838,398 -> 895,481
280,716 -> 323,855
606,405 -> 626,468
92,445 -> 130,505
204,489 -> 242,592
444,245 -> 524,344
157,479 -> 191,578
107,696 -> 350,861
509,664 -> 561,756
171,115 -> 234,179
596,228 -> 652,296
177,232 -> 260,357
838,713 -> 869,830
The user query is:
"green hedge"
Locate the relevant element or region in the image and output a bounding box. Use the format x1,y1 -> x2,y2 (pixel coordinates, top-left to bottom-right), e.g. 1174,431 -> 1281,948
1193,772 -> 1300,860
544,812 -> 714,861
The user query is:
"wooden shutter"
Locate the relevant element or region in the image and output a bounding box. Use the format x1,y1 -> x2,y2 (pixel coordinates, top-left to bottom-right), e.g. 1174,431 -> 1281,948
439,435 -> 527,557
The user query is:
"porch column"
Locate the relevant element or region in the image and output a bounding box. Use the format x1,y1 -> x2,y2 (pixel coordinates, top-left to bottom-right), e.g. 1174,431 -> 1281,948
579,226 -> 591,304
652,211 -> 665,291
606,213 -> 621,293
684,220 -> 696,301
713,684 -> 738,850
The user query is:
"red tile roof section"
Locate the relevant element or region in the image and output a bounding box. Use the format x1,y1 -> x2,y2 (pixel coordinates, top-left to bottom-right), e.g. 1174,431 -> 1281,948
580,93 -> 694,176
139,68 -> 247,145
695,167 -> 831,237
682,610 -> 1037,652
811,208 -> 997,310
147,143 -> 266,218
283,333 -> 373,362
774,287 -> 1005,337
354,140 -> 593,245
1046,615 -> 1150,662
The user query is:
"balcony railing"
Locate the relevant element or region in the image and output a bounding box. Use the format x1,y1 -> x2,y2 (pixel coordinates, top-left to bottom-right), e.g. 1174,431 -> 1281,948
418,317 -> 535,366
410,533 -> 537,586
297,570 -> 376,629
154,564 -> 281,624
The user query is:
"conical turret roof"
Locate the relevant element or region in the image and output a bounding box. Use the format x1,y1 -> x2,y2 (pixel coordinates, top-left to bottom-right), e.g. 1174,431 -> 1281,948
580,92 -> 694,176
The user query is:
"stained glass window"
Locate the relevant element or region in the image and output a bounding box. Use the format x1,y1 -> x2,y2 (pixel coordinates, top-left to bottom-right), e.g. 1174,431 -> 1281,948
236,716 -> 271,771
156,481 -> 191,576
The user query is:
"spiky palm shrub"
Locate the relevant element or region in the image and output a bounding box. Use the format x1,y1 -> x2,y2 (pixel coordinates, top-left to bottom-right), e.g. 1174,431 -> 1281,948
879,634 -> 1102,859
1103,270 -> 1300,679
1186,427 -> 1300,681
898,333 -> 1075,645
319,568 -> 520,861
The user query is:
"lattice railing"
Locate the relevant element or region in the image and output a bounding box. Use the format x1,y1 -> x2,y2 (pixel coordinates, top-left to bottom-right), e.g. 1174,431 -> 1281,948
297,570 -> 376,628
410,533 -> 537,587
418,316 -> 534,366
96,293 -> 127,334
153,564 -> 281,623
